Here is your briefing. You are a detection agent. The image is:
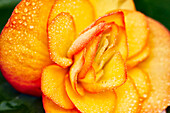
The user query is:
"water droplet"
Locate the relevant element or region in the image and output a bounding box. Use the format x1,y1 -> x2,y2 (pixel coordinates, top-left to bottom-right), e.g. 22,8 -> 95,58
143,94 -> 148,98
9,38 -> 12,41
26,2 -> 30,6
24,8 -> 28,13
30,25 -> 34,29
23,22 -> 27,26
15,8 -> 19,13
12,21 -> 16,24
22,16 -> 26,20
14,16 -> 18,19
32,2 -> 36,6
18,20 -> 22,24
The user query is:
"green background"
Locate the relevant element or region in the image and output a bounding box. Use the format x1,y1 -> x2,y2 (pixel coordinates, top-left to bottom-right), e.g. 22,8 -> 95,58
0,0 -> 169,112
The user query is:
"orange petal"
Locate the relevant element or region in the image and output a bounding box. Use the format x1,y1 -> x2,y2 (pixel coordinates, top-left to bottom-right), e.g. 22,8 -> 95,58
89,0 -> 135,18
128,67 -> 151,100
95,11 -> 125,27
114,77 -> 140,113
127,46 -> 150,69
139,18 -> 170,113
78,67 -> 96,83
49,0 -> 95,35
124,11 -> 149,58
41,65 -> 74,109
82,52 -> 126,93
0,0 -> 55,96
67,22 -> 106,58
69,49 -> 86,96
65,76 -> 116,113
43,95 -> 78,113
78,35 -> 101,79
48,12 -> 75,68
115,27 -> 128,61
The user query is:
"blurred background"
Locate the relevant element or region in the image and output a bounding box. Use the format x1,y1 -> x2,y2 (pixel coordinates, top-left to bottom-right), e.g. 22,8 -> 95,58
0,0 -> 169,113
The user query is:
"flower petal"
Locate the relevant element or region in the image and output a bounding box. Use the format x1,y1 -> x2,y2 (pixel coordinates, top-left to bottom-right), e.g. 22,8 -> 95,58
78,35 -> 101,79
49,0 -> 95,35
65,76 -> 116,113
0,0 -> 54,96
114,77 -> 140,113
96,11 -> 125,27
69,49 -> 86,96
81,52 -> 126,93
139,18 -> 170,113
67,22 -> 106,58
41,65 -> 74,109
128,67 -> 151,100
89,0 -> 135,18
48,12 -> 76,68
124,11 -> 149,58
115,27 -> 128,61
43,95 -> 78,113
127,45 -> 150,69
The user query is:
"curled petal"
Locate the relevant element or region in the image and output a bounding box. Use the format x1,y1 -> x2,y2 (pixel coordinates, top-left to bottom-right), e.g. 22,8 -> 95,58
41,65 -> 74,109
49,0 -> 95,35
43,95 -> 78,113
114,77 -> 140,113
48,12 -> 76,68
65,76 -> 116,113
128,67 -> 151,100
124,10 -> 149,58
67,22 -> 106,58
127,46 -> 150,69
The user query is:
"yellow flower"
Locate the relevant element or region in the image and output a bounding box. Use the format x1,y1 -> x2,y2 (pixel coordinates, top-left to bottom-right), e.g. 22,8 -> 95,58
0,0 -> 169,113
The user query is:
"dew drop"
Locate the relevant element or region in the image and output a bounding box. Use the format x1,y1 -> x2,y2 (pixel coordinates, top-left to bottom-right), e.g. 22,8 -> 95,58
18,20 -> 22,24
15,8 -> 19,13
14,16 -> 18,19
26,2 -> 30,6
32,2 -> 36,6
22,16 -> 26,20
12,21 -> 16,24
30,25 -> 34,29
24,8 -> 28,13
23,22 -> 27,26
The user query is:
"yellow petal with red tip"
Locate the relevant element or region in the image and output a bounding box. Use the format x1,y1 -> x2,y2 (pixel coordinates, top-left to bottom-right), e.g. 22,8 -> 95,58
65,76 -> 116,113
124,11 -> 149,58
128,67 -> 151,100
49,0 -> 95,35
67,22 -> 106,58
69,49 -> 85,96
139,18 -> 170,113
96,11 -> 125,27
48,12 -> 75,68
89,0 -> 135,18
78,35 -> 101,79
114,77 -> 140,113
127,46 -> 150,69
41,65 -> 74,109
0,0 -> 55,96
43,95 -> 78,113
